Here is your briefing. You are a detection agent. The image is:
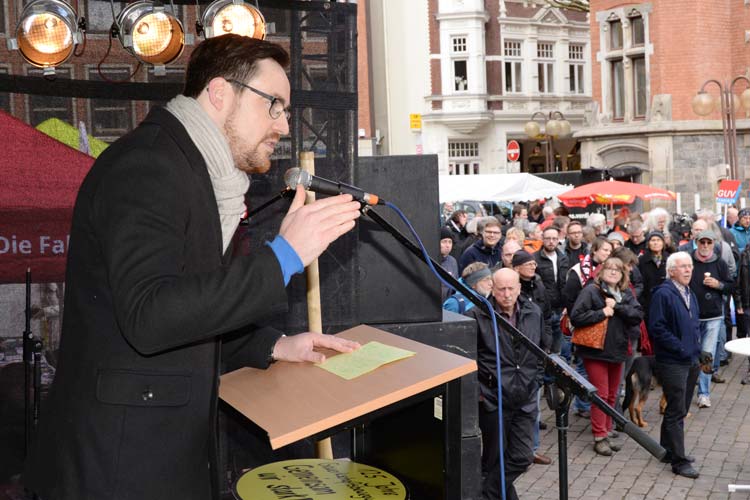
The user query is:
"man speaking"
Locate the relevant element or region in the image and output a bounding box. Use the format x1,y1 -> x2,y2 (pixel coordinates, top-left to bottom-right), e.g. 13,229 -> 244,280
25,35 -> 360,500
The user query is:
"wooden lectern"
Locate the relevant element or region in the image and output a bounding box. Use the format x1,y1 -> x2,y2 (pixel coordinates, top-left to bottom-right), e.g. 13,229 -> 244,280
220,324 -> 477,499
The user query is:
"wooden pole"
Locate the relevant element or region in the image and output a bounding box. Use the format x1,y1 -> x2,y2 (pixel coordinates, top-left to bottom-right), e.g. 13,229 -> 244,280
300,151 -> 334,460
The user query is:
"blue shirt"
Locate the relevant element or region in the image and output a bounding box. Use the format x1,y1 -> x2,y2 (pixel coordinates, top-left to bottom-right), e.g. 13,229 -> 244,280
266,235 -> 304,285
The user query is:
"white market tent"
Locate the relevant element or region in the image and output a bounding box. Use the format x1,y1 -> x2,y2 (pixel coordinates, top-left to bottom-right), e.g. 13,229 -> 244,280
439,173 -> 573,203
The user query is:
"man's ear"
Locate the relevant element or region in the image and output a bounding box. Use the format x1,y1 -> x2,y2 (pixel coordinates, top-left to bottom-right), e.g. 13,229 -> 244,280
206,77 -> 232,113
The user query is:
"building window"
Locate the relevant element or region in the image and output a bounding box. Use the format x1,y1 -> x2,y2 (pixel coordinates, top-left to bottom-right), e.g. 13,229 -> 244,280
537,42 -> 554,94
633,56 -> 647,117
611,59 -> 624,120
609,19 -> 622,50
453,60 -> 468,91
0,1 -> 6,35
568,44 -> 585,94
27,67 -> 74,126
88,67 -> 134,140
448,141 -> 480,175
631,15 -> 645,46
504,40 -> 523,93
451,36 -> 467,53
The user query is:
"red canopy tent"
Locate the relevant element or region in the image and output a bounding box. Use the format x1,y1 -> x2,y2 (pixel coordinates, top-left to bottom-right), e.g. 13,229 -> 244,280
0,111 -> 94,283
557,180 -> 676,208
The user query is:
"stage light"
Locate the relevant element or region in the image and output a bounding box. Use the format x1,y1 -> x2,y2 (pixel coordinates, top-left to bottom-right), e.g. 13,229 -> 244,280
116,1 -> 185,66
9,0 -> 82,72
199,0 -> 266,40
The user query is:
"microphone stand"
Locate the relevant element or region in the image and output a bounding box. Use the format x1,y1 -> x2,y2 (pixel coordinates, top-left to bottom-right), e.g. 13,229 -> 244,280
359,205 -> 666,500
23,269 -> 41,500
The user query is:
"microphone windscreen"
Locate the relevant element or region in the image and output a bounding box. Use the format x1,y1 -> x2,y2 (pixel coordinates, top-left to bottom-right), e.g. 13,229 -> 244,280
283,167 -> 303,189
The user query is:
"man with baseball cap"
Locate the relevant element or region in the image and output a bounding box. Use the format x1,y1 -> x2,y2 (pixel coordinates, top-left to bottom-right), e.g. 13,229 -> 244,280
689,230 -> 733,409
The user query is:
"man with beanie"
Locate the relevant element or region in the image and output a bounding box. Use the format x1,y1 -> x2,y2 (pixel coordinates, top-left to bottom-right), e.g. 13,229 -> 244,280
442,262 -> 493,315
731,208 -> 750,252
440,226 -> 459,301
689,230 -> 733,409
512,250 -> 553,466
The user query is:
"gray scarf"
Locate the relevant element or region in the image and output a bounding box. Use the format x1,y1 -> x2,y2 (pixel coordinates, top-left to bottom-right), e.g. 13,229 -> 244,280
165,95 -> 249,253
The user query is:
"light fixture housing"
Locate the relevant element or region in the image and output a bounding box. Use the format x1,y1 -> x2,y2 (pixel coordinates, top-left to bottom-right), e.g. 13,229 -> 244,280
9,0 -> 82,72
116,1 -> 185,67
200,0 -> 266,40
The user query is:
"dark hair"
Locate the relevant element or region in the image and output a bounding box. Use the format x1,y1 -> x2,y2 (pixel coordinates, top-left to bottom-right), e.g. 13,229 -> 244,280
512,204 -> 526,217
183,34 -> 290,98
568,220 -> 583,229
450,210 -> 467,224
553,206 -> 570,216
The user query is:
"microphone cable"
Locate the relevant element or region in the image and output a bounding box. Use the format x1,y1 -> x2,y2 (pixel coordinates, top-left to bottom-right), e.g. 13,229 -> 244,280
382,201 -> 507,500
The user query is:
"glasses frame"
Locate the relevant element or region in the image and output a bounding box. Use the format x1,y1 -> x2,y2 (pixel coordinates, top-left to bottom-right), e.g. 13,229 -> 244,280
226,79 -> 290,121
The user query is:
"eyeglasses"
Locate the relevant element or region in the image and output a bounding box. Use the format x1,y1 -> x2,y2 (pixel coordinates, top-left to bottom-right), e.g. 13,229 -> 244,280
226,79 -> 291,121
698,239 -> 714,245
484,230 -> 501,236
604,267 -> 623,273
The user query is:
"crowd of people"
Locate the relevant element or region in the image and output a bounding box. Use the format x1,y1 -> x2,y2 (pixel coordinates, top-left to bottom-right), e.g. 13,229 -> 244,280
439,201 -> 750,499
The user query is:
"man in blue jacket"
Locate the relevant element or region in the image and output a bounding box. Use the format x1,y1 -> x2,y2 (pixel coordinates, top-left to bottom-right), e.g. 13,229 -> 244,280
648,252 -> 704,479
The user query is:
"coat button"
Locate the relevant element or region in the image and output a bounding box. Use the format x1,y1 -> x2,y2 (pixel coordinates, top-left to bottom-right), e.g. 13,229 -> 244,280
142,388 -> 154,401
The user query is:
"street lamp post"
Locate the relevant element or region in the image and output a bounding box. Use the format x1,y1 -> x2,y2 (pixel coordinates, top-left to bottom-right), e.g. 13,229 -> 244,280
524,111 -> 571,173
692,77 -> 750,181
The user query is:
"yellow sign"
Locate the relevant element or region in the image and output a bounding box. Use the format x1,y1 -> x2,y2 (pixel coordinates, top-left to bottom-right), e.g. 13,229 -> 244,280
235,459 -> 407,499
409,113 -> 422,130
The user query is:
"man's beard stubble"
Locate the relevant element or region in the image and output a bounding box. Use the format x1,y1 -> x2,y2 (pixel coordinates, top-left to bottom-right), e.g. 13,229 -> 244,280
224,109 -> 273,174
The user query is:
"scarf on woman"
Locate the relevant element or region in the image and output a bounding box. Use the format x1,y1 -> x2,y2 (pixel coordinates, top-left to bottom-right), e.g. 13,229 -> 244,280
165,95 -> 249,253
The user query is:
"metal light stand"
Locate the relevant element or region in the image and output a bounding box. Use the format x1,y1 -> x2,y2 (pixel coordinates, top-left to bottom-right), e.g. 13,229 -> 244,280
695,76 -> 750,182
23,269 -> 42,500
360,205 -> 666,500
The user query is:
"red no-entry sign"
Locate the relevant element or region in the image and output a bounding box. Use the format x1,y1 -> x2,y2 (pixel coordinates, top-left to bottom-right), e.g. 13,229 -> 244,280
507,140 -> 520,162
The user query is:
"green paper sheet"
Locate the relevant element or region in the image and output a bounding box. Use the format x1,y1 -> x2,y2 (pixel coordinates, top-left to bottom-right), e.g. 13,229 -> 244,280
317,341 -> 416,380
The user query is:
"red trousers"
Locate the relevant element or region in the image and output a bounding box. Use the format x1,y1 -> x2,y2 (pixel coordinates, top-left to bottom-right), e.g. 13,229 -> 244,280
582,358 -> 623,438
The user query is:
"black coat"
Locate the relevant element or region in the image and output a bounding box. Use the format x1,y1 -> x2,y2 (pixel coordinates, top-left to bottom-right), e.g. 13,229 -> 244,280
25,108 -> 288,500
689,250 -> 733,319
638,251 -> 670,320
533,248 -> 569,311
459,238 -> 501,273
570,282 -> 642,363
520,275 -> 552,351
466,298 -> 544,411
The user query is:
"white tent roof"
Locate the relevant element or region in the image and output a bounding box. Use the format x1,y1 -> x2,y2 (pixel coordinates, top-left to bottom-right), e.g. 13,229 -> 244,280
439,173 -> 573,203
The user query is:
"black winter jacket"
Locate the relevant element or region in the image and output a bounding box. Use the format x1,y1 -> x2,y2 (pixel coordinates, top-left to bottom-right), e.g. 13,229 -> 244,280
533,248 -> 569,311
466,298 -> 544,412
638,251 -> 670,320
520,275 -> 552,351
570,282 -> 642,363
689,249 -> 733,319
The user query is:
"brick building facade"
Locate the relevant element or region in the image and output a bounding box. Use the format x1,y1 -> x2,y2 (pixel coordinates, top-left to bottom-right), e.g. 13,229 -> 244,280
581,0 -> 750,208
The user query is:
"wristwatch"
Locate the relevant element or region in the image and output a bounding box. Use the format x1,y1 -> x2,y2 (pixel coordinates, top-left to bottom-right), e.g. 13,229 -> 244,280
268,334 -> 286,364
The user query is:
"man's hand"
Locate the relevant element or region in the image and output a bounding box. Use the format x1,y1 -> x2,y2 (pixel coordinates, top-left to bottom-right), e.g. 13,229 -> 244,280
280,186 -> 361,267
272,332 -> 361,364
702,276 -> 721,289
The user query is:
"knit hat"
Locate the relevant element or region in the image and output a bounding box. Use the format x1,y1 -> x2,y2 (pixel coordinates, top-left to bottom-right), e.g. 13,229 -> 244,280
646,231 -> 665,243
440,227 -> 453,241
739,208 -> 750,219
511,250 -> 535,267
464,267 -> 492,287
607,232 -> 625,245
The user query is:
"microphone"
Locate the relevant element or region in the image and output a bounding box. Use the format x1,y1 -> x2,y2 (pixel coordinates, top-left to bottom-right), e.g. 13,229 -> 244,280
284,167 -> 384,205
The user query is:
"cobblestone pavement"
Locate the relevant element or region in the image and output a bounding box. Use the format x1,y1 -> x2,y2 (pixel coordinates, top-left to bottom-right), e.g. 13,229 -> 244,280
515,353 -> 750,499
